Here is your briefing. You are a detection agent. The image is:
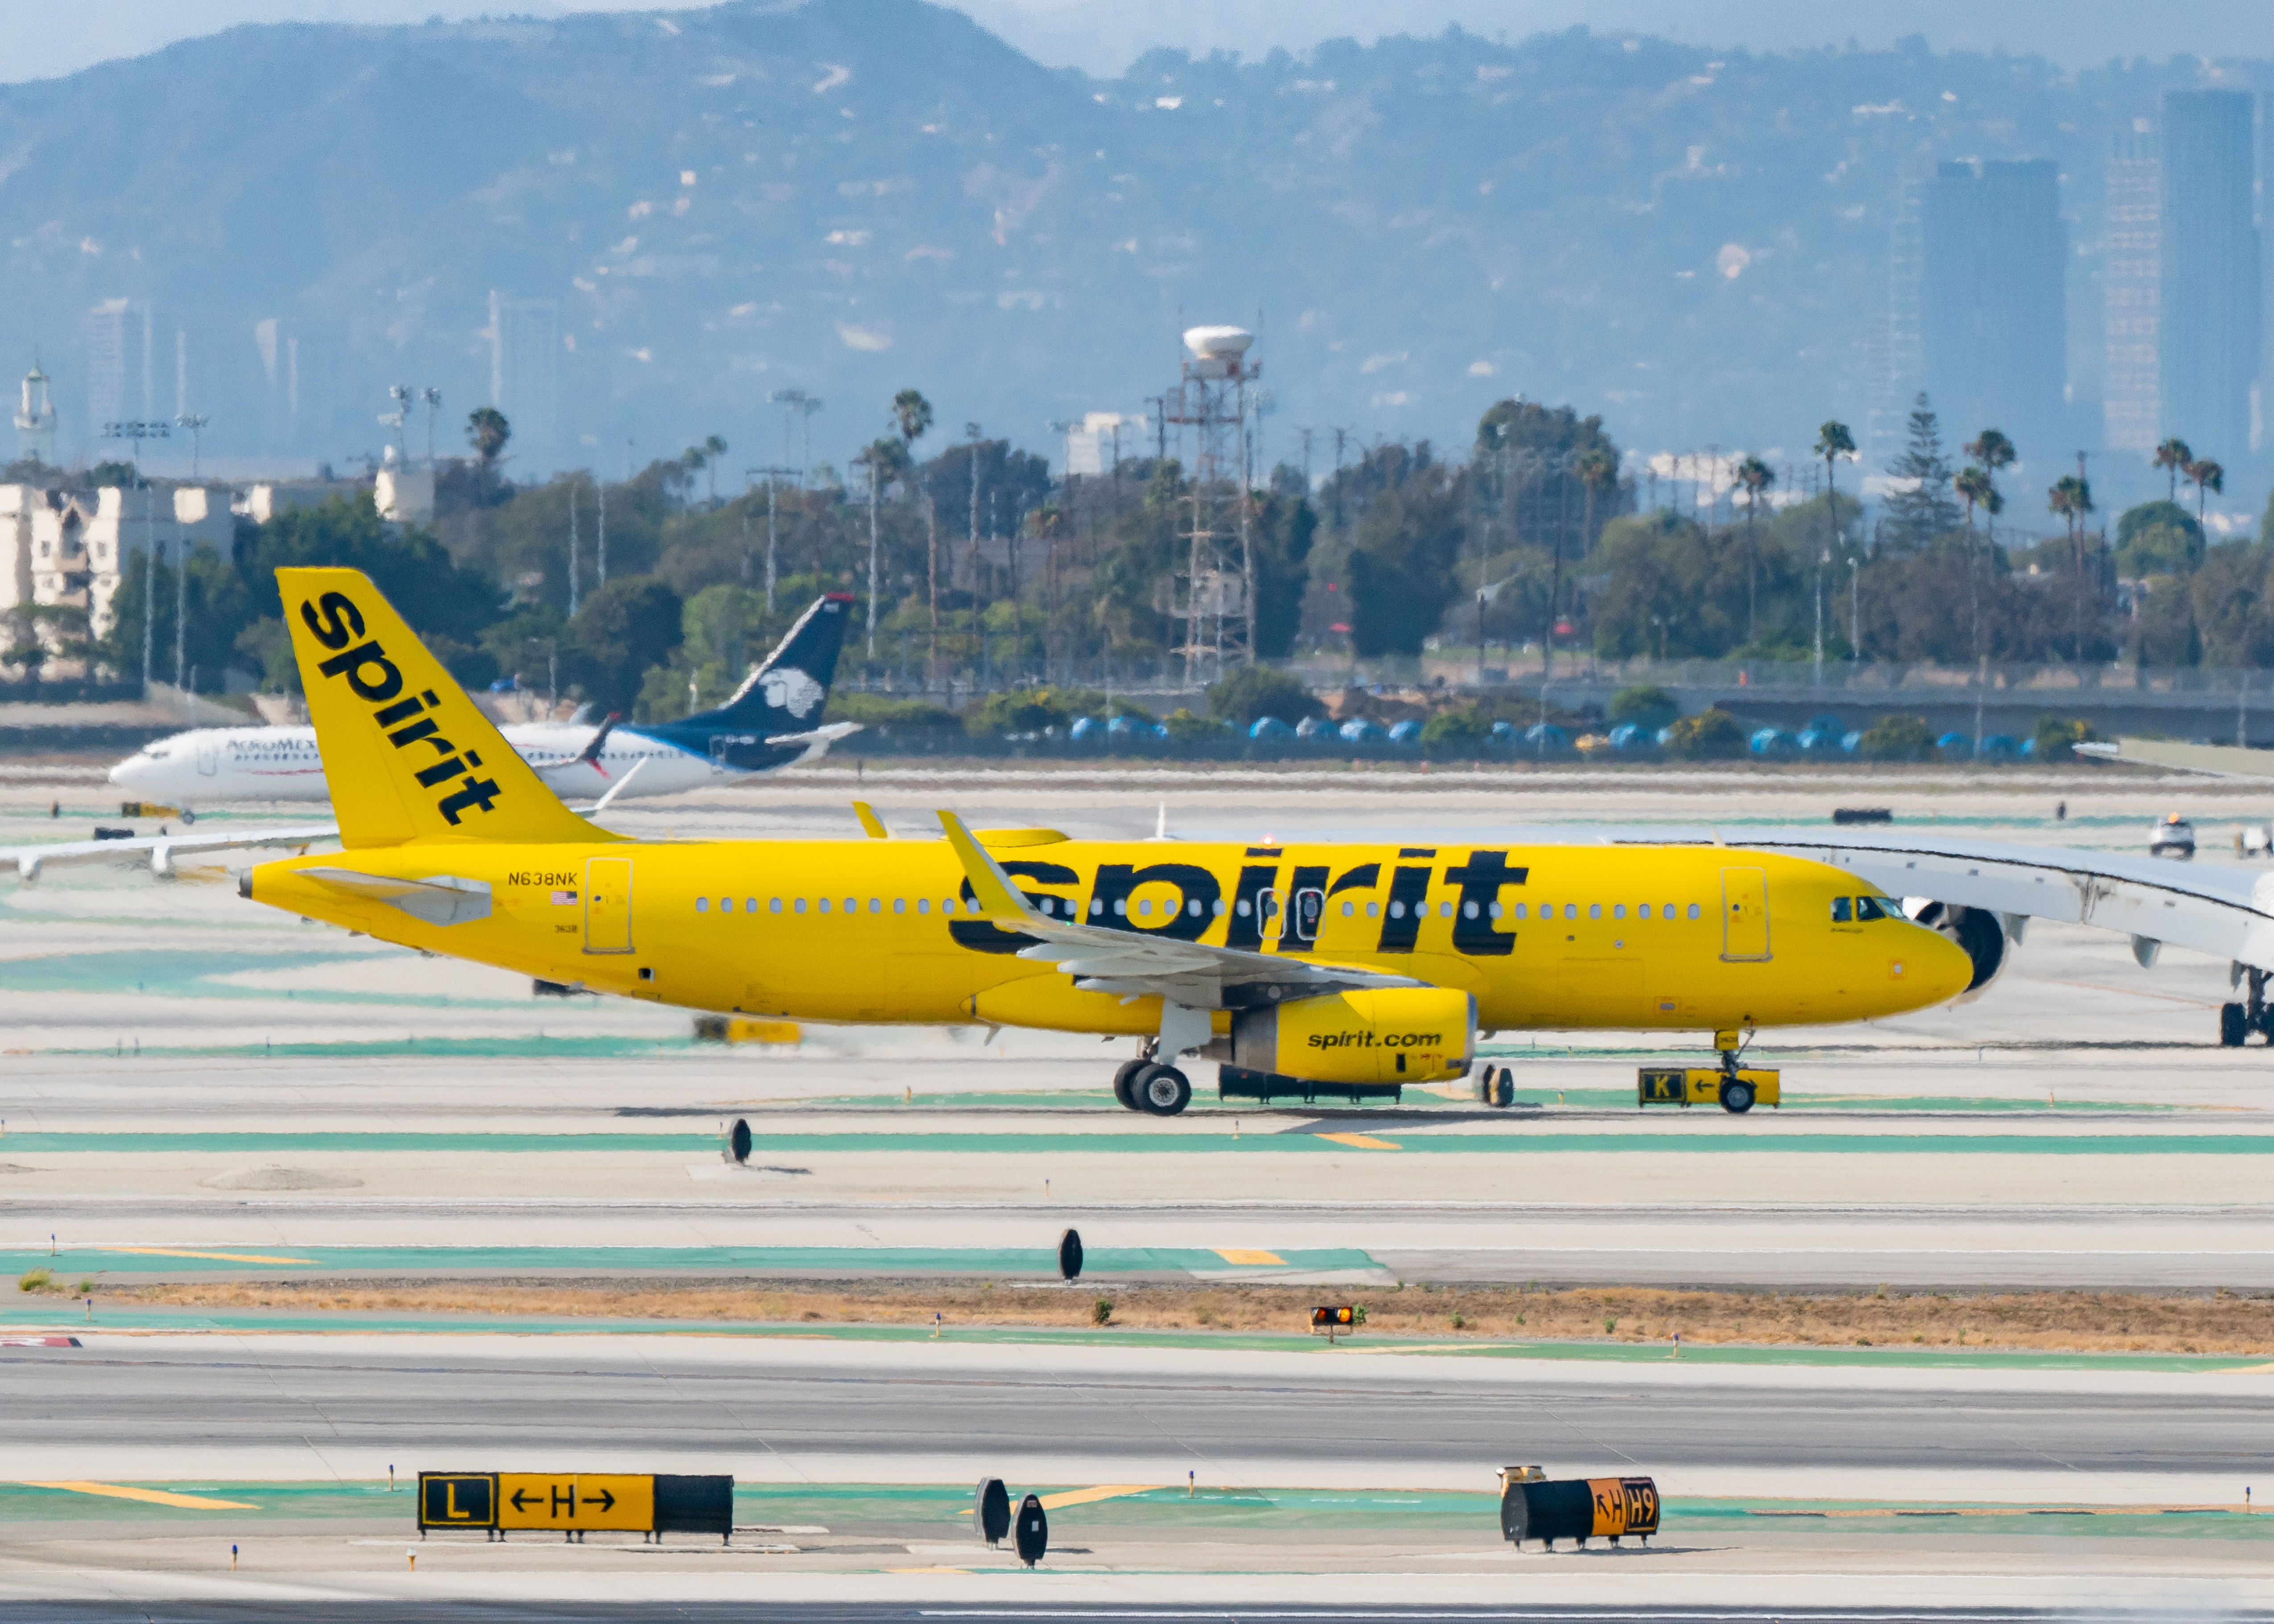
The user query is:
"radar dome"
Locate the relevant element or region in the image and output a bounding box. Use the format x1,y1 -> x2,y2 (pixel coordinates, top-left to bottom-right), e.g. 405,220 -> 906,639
1182,325 -> 1254,359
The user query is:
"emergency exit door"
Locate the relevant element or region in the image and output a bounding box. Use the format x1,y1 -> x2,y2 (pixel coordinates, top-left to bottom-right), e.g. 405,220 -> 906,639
584,858 -> 634,954
1720,866 -> 1769,961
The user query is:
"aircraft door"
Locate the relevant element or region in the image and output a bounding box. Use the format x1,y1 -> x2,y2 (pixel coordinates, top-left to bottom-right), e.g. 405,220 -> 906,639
1290,887 -> 1324,943
584,857 -> 634,954
1720,866 -> 1770,961
195,741 -> 218,777
709,734 -> 731,775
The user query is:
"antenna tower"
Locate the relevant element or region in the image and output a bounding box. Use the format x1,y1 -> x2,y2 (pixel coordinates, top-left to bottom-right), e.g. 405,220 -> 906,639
1159,325 -> 1258,685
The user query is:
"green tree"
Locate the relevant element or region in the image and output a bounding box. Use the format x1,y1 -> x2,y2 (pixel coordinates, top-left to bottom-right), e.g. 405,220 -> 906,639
1734,454 -> 1774,645
2187,457 -> 2225,525
1880,395 -> 1961,551
1342,447 -> 1465,658
1662,706 -> 1744,759
1858,713 -> 1932,761
2155,437 -> 2194,503
571,575 -> 683,713
1206,664 -> 1318,724
467,407 -> 511,465
892,388 -> 938,674
2047,474 -> 2097,662
1609,685 -> 1677,727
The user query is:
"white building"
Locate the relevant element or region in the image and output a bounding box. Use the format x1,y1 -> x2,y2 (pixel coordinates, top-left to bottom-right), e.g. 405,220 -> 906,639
0,484 -> 235,658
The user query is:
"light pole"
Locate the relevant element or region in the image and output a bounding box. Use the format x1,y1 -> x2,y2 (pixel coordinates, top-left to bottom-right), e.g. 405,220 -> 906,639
747,465 -> 799,614
769,390 -> 822,487
175,414 -> 209,481
421,389 -> 441,468
103,419 -> 170,692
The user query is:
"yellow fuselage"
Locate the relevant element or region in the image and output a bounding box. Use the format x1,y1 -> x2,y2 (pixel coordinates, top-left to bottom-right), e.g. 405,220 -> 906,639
249,834 -> 1973,1037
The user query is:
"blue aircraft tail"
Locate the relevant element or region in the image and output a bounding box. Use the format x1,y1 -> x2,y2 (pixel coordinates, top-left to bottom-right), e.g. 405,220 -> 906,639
632,592 -> 854,771
682,592 -> 853,731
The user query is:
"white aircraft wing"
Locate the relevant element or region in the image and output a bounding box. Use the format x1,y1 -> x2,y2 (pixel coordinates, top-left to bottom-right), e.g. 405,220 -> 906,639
1701,829 -> 2274,971
937,809 -> 1416,1010
4,822 -> 342,880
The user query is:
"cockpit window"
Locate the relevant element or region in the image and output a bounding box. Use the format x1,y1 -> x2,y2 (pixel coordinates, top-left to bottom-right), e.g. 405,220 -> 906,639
1854,894 -> 1896,921
1830,896 -> 1853,923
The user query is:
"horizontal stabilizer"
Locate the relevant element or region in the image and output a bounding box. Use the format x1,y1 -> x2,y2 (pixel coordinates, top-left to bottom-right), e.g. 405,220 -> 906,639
299,867 -> 492,925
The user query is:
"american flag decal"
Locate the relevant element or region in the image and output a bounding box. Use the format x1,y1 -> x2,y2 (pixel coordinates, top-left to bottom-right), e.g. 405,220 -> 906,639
552,889 -> 578,905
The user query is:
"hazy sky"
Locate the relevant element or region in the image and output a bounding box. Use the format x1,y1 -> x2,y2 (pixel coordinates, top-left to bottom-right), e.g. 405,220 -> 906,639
8,0 -> 2274,84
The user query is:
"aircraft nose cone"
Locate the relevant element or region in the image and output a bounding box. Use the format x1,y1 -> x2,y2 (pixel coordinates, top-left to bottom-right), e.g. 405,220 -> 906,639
107,758 -> 139,786
1917,925 -> 1977,1005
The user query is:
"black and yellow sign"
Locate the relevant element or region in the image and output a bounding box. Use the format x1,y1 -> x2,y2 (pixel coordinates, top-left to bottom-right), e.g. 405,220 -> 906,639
1637,1066 -> 1780,1107
1586,1476 -> 1660,1538
420,1473 -> 494,1529
417,1472 -> 657,1533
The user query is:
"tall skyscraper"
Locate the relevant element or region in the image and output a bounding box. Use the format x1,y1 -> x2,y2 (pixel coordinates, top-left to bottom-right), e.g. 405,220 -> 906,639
1919,158 -> 2066,461
488,291 -> 561,469
2160,89 -> 2260,465
2104,128 -> 2161,453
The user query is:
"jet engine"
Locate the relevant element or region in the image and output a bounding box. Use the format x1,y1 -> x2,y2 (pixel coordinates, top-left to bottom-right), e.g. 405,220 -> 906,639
1905,900 -> 2009,1003
1229,987 -> 1475,1084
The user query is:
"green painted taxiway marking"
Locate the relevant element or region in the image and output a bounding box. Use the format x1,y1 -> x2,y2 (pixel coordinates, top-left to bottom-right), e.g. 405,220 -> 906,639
0,1477 -> 2258,1540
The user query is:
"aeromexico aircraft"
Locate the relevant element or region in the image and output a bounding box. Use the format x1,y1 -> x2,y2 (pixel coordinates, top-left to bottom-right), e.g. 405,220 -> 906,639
110,593 -> 859,815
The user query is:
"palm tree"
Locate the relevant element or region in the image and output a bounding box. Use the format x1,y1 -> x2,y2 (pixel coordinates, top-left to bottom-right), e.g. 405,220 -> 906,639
2049,473 -> 2095,662
1813,421 -> 1854,673
1734,454 -> 1774,645
892,389 -> 936,678
702,433 -> 727,506
2187,457 -> 2225,525
1953,465 -> 2004,747
466,406 -> 511,465
2155,437 -> 2193,503
1963,428 -> 2015,479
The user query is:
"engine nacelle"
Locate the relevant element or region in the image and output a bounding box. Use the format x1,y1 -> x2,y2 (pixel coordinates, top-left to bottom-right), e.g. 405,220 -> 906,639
1231,987 -> 1475,1085
1906,900 -> 2007,1003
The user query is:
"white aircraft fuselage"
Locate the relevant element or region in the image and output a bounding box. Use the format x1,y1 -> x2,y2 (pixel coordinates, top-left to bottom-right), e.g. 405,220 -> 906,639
109,721 -> 735,807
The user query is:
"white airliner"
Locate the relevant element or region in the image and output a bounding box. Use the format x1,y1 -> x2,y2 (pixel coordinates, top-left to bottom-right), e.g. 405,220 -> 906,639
109,593 -> 859,815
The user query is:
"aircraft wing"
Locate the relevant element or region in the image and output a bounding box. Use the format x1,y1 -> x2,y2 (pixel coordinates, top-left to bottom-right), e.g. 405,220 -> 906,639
1703,830 -> 2274,971
4,822 -> 341,880
2076,737 -> 2274,780
937,810 -> 1416,1008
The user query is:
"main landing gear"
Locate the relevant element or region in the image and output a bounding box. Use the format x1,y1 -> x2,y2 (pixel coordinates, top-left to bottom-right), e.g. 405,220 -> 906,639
2221,967 -> 2274,1047
1112,1044 -> 1193,1116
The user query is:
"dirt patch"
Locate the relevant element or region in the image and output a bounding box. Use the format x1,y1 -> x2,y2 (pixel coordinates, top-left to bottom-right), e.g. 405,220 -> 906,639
199,1166 -> 364,1191
106,1277 -> 2274,1355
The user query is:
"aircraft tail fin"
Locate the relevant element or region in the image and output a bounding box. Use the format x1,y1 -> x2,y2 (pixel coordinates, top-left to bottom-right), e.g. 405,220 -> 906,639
278,567 -> 616,849
683,592 -> 853,731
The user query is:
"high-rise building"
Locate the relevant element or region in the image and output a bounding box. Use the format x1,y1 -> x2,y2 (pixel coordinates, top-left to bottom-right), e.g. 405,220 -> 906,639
2160,89 -> 2260,465
488,291 -> 560,467
2104,127 -> 2161,454
1919,158 -> 2066,461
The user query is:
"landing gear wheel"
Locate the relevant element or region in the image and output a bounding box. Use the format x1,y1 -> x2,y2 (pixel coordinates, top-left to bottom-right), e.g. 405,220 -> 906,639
1133,1065 -> 1192,1116
179,809 -> 197,825
1111,1058 -> 1149,1109
2222,1002 -> 2249,1047
1719,1079 -> 1755,1114
1488,1067 -> 1514,1109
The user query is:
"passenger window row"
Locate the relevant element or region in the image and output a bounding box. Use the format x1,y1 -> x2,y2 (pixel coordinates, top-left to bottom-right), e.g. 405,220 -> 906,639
695,893 -> 1709,925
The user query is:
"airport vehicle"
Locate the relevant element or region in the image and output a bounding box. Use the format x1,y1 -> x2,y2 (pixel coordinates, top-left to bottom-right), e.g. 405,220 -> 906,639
109,593 -> 858,814
2149,813 -> 2196,859
239,568 -> 1978,1114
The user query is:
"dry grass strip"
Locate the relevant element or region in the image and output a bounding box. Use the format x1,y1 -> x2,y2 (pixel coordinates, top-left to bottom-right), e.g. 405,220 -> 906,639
103,1278 -> 2274,1354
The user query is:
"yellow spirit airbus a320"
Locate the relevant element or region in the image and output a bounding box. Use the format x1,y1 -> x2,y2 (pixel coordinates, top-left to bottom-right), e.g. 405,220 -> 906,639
243,568 -> 1974,1114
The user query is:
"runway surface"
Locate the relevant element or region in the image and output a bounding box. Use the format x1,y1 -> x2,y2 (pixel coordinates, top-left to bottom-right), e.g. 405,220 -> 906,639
7,1333 -> 2268,1493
